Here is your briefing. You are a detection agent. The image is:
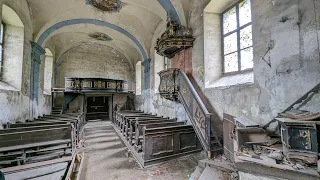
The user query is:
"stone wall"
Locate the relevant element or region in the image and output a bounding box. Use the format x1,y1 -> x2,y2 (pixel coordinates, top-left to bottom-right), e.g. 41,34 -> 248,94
55,43 -> 132,110
0,0 -> 51,125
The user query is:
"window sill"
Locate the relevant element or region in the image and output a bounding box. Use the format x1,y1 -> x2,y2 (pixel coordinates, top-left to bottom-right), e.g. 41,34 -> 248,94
43,91 -> 51,95
208,71 -> 254,89
0,81 -> 19,91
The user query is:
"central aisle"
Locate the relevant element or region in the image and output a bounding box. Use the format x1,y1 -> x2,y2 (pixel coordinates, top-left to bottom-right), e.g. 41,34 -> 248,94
80,120 -> 198,180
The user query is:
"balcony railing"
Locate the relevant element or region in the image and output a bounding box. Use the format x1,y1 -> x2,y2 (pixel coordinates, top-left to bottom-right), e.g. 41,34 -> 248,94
64,77 -> 128,93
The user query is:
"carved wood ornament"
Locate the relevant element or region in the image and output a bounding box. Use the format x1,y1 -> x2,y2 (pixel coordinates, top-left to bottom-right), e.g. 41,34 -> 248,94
155,14 -> 195,59
86,0 -> 123,12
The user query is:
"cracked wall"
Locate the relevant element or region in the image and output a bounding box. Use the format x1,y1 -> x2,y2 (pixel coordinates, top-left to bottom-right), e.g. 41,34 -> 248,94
0,0 -> 51,126
193,0 -> 320,128
55,43 -> 132,111
139,0 -> 320,131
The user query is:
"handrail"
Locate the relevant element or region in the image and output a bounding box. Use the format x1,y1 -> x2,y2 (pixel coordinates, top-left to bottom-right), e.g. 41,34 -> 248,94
158,68 -> 212,157
179,71 -> 212,116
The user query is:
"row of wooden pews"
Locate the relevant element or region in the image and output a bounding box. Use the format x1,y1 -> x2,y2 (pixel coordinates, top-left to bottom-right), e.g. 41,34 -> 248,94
0,113 -> 85,180
112,110 -> 202,167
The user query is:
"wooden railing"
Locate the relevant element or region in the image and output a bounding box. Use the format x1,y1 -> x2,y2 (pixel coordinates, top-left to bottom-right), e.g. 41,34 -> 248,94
64,77 -> 128,93
158,68 -> 213,157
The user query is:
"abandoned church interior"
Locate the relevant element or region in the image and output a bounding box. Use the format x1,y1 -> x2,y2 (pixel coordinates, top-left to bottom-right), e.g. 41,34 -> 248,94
0,0 -> 320,179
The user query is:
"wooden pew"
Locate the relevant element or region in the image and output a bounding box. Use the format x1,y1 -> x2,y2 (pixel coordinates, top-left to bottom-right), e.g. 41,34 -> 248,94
32,118 -> 81,144
118,114 -> 153,131
117,113 -> 151,129
141,125 -> 202,166
127,118 -> 177,143
112,111 -> 202,167
0,126 -> 72,168
133,121 -> 185,150
6,121 -> 68,129
122,116 -> 166,135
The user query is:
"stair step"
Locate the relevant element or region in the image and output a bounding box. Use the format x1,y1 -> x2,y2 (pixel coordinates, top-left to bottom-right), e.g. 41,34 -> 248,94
198,166 -> 224,180
211,148 -> 223,157
189,166 -> 203,180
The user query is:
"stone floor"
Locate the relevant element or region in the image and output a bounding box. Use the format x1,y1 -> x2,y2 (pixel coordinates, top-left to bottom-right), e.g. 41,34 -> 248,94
80,120 -> 198,180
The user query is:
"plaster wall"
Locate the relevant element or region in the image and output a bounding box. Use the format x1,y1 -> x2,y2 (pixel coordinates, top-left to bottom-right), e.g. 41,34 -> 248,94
55,43 -> 132,110
140,0 -> 320,131
189,0 -> 320,129
136,19 -> 189,122
0,0 -> 51,125
2,24 -> 24,90
43,54 -> 53,94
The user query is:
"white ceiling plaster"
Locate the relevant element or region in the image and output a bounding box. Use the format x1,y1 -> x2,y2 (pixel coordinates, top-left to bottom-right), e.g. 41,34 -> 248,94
2,4 -> 24,27
27,0 -> 188,63
42,23 -> 141,65
204,0 -> 235,13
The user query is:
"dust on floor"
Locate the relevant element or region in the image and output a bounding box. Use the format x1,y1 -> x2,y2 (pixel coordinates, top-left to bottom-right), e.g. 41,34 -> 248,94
80,120 -> 198,180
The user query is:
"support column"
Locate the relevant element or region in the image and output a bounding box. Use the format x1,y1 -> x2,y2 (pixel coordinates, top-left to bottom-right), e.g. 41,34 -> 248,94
142,59 -> 151,90
30,42 -> 45,119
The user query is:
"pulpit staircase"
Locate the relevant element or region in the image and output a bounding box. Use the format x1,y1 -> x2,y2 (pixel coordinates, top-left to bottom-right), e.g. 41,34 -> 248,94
158,68 -> 223,158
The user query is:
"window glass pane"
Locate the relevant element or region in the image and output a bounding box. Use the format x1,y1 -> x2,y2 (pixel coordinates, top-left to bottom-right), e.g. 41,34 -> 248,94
240,25 -> 252,49
224,52 -> 238,73
239,0 -> 251,27
224,32 -> 238,55
223,7 -> 237,34
240,47 -> 253,70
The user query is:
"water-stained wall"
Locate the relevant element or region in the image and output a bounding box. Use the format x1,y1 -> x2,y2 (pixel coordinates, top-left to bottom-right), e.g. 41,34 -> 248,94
0,0 -> 51,126
139,0 -> 320,131
55,43 -> 132,111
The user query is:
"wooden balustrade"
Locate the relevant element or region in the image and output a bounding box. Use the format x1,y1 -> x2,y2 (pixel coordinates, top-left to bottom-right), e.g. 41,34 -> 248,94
158,68 -> 223,157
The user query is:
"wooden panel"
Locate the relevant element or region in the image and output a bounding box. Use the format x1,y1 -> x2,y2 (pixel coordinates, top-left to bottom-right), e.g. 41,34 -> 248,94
151,134 -> 174,156
223,113 -> 235,162
143,125 -> 201,161
172,48 -> 193,75
65,77 -> 128,93
180,132 -> 197,150
0,125 -> 70,134
8,122 -> 67,128
0,127 -> 71,148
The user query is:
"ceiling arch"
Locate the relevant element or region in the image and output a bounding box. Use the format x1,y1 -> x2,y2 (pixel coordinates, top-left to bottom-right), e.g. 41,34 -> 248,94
36,18 -> 148,60
56,42 -> 133,69
29,0 -> 186,61
43,24 -> 141,67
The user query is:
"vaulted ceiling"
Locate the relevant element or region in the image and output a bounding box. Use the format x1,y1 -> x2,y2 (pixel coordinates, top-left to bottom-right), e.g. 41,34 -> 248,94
27,0 -> 191,67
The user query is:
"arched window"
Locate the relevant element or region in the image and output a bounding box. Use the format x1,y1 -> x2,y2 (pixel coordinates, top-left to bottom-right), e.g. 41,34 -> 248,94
154,51 -> 166,92
44,48 -> 53,94
135,61 -> 142,95
0,4 -> 24,90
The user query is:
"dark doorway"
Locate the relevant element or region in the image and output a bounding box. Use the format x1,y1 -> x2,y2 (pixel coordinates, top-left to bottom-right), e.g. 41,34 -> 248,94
86,96 -> 109,120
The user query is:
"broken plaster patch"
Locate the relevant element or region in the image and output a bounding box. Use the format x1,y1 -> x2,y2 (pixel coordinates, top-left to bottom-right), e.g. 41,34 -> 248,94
276,55 -> 301,74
